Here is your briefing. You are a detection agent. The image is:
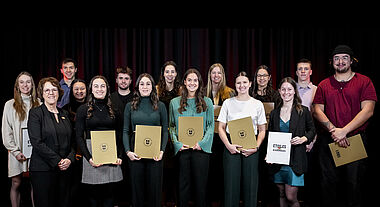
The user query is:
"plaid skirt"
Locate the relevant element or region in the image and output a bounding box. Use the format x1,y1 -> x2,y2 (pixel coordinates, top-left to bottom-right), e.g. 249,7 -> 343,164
81,139 -> 123,184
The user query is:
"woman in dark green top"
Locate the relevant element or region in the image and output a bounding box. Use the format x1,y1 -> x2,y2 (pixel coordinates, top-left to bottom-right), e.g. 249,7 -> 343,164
169,68 -> 214,207
123,73 -> 168,207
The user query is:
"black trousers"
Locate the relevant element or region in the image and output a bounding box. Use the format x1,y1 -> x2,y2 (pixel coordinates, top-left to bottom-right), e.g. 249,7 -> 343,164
223,147 -> 259,207
207,133 -> 224,204
129,158 -> 163,207
177,150 -> 210,207
318,133 -> 367,207
85,183 -> 115,207
30,169 -> 72,207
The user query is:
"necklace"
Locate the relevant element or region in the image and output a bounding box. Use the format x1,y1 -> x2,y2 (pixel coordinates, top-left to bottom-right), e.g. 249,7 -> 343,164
94,103 -> 106,112
334,72 -> 354,82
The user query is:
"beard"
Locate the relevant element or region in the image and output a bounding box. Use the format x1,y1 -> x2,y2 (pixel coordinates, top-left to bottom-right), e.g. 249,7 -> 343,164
334,65 -> 350,74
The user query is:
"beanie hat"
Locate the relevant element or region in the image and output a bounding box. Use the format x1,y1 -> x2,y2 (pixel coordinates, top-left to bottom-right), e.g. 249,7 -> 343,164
331,45 -> 354,57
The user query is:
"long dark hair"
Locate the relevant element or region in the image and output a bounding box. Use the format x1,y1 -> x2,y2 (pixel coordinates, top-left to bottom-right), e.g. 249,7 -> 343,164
157,60 -> 181,97
67,79 -> 87,121
252,65 -> 276,97
86,75 -> 115,119
178,68 -> 207,114
69,79 -> 87,104
131,73 -> 159,111
278,77 -> 303,114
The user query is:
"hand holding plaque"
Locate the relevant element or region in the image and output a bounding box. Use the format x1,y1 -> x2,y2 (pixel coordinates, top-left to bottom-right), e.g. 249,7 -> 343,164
266,132 -> 292,165
178,116 -> 204,148
134,125 -> 162,159
90,130 -> 117,165
328,134 -> 367,167
227,116 -> 257,150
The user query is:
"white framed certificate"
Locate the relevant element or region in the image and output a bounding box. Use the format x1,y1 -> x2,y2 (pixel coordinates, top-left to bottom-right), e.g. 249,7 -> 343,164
21,128 -> 32,158
266,131 -> 292,165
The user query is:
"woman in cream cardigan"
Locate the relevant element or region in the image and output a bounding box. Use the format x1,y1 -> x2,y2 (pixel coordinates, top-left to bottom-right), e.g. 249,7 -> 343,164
2,71 -> 40,207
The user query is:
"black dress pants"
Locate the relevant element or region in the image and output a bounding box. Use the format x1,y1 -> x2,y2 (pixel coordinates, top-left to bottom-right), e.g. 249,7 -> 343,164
129,158 -> 163,207
177,149 -> 210,207
318,133 -> 367,207
30,169 -> 71,207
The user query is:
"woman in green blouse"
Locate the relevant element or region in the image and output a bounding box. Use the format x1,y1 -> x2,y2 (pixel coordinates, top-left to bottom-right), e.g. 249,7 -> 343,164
123,73 -> 168,207
169,68 -> 214,207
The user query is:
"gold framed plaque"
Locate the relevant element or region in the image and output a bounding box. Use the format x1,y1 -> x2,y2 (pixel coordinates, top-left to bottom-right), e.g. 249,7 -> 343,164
329,134 -> 368,167
227,116 -> 257,149
134,125 -> 161,159
90,130 -> 117,165
178,116 -> 203,147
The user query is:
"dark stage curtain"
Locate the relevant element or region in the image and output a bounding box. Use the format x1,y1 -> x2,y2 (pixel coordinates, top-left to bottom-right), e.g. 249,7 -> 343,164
1,26 -> 379,206
3,27 -> 379,91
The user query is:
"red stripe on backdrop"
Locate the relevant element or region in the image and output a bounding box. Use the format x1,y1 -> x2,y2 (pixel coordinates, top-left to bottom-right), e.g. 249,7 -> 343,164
146,28 -> 152,74
269,29 -> 277,89
98,30 -> 104,76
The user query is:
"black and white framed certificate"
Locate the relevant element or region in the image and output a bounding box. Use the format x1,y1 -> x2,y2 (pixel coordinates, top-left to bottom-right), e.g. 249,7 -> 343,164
21,128 -> 32,158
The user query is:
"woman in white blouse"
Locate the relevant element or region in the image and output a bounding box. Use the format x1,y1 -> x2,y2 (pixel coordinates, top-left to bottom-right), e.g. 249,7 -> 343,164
217,71 -> 266,207
2,71 -> 40,207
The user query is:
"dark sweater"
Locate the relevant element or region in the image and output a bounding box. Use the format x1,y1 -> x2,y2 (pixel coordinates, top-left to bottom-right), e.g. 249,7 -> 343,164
123,97 -> 168,153
75,98 -> 123,161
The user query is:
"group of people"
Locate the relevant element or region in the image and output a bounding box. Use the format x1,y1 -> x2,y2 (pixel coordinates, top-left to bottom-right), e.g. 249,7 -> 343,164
1,44 -> 377,207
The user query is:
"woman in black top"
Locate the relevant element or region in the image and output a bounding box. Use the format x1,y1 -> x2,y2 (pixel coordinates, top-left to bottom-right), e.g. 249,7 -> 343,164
64,79 -> 87,123
252,65 -> 281,106
156,60 -> 181,110
156,60 -> 181,206
75,75 -> 123,207
28,77 -> 75,207
252,65 -> 281,205
63,78 -> 87,206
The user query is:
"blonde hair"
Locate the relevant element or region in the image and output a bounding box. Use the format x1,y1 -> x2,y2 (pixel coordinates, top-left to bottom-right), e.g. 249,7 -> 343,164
206,63 -> 227,97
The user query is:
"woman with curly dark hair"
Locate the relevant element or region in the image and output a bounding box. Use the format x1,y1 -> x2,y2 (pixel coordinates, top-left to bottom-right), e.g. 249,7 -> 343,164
75,75 -> 123,207
156,60 -> 181,206
156,60 -> 181,110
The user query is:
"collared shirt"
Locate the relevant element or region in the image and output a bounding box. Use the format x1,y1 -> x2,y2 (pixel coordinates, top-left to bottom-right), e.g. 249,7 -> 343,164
57,79 -> 70,108
297,82 -> 317,111
313,73 -> 377,136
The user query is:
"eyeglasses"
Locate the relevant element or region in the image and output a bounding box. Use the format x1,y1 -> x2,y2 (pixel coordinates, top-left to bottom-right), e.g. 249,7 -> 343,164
43,88 -> 58,94
257,74 -> 269,78
333,55 -> 350,62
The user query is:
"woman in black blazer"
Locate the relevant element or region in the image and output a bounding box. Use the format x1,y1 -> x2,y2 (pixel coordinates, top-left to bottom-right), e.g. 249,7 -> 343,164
28,77 -> 75,207
267,77 -> 315,207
